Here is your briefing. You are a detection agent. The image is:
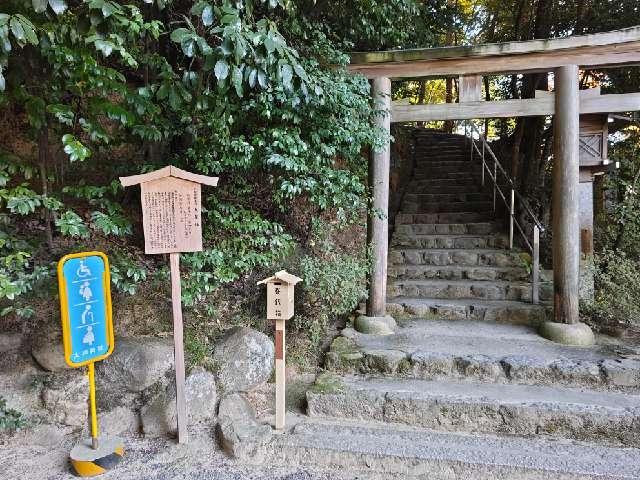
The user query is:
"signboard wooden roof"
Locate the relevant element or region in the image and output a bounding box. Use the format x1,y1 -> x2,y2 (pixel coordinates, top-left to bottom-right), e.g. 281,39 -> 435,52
257,270 -> 303,285
119,165 -> 219,187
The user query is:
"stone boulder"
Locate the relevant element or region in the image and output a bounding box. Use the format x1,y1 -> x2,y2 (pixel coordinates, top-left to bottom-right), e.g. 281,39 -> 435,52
216,393 -> 271,460
31,322 -> 69,372
41,370 -> 88,426
213,327 -> 274,393
96,337 -> 174,393
141,367 -> 217,437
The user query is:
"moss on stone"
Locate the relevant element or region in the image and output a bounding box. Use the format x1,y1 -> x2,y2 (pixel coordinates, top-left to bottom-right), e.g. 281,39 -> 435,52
330,336 -> 359,354
309,372 -> 345,395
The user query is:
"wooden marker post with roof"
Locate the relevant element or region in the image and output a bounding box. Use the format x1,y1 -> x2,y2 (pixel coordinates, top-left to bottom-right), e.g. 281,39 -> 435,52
120,166 -> 218,444
257,270 -> 302,431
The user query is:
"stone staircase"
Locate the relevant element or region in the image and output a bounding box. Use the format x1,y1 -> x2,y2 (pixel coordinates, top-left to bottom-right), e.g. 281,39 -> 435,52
246,130 -> 640,479
262,318 -> 640,479
387,131 -> 551,325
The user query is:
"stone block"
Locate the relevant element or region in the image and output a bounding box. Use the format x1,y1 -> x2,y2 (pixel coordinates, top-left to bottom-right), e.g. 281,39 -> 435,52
96,337 -> 174,393
141,367 -> 218,437
213,327 -> 274,393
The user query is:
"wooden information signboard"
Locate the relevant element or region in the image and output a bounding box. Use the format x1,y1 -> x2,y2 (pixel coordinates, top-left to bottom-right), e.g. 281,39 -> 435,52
120,166 -> 218,444
257,270 -> 302,430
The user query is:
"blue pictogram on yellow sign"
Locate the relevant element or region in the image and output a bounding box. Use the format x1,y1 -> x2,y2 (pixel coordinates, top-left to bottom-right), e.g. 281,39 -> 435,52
58,251 -> 114,367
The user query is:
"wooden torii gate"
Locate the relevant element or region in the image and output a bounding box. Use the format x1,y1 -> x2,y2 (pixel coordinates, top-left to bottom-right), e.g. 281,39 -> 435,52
351,27 -> 640,344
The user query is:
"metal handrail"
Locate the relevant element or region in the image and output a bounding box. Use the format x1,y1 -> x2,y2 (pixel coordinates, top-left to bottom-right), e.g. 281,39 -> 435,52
463,121 -> 543,305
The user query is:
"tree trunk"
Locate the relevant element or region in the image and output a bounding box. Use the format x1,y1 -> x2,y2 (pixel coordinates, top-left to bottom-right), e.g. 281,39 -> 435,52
38,124 -> 53,250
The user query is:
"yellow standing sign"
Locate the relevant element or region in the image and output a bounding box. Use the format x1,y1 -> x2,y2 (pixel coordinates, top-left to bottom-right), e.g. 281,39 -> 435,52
58,251 -> 122,477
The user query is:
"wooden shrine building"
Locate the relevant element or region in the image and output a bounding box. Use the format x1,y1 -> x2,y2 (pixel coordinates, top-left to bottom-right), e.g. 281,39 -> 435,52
350,27 -> 640,344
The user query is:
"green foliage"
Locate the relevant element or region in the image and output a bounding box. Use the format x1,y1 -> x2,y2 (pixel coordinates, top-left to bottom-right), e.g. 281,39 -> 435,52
293,220 -> 369,348
0,396 -> 26,432
110,255 -> 148,295
583,251 -> 640,327
291,0 -> 461,51
55,211 -> 90,238
586,128 -> 640,329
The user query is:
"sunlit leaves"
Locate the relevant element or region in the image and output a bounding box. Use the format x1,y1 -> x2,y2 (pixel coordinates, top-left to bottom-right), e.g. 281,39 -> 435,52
62,134 -> 91,162
3,185 -> 41,215
202,5 -> 214,26
47,104 -> 74,126
47,0 -> 67,15
55,210 -> 90,238
214,59 -> 229,81
91,211 -> 132,236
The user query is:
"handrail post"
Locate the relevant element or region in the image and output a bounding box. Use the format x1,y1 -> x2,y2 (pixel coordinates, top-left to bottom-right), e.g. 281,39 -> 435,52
481,139 -> 485,187
493,161 -> 497,212
509,189 -> 515,249
532,225 -> 540,304
469,123 -> 473,162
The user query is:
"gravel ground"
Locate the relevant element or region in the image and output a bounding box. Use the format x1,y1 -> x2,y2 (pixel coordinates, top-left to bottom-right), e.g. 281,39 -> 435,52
0,424 -> 360,480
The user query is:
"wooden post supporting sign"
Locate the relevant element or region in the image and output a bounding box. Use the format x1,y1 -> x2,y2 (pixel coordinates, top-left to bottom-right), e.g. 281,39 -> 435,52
257,270 -> 302,430
120,166 -> 218,444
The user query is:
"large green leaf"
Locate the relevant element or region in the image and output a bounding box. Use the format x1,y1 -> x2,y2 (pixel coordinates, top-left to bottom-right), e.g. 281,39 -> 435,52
214,60 -> 229,81
280,63 -> 293,90
62,134 -> 91,162
48,0 -> 67,15
170,28 -> 191,43
202,5 -> 214,26
231,65 -> 243,97
9,17 -> 25,43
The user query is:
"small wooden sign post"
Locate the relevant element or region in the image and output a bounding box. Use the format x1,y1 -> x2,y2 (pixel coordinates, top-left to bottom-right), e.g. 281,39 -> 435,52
257,270 -> 302,431
120,166 -> 218,444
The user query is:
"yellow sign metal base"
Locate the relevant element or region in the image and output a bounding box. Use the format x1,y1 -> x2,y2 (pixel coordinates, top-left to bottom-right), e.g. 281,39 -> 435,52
70,436 -> 124,477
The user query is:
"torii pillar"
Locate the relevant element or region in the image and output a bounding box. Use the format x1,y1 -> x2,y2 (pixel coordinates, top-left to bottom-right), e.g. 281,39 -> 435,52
355,77 -> 397,336
540,64 -> 595,346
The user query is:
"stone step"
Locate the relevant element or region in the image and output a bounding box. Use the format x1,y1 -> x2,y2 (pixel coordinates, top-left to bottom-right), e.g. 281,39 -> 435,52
394,222 -> 499,235
388,264 -> 528,281
387,297 -> 550,325
401,201 -> 493,214
413,163 -> 482,174
390,233 -> 508,249
414,154 -> 471,163
395,212 -> 494,224
306,375 -> 640,446
408,177 -> 480,186
324,320 -> 640,392
413,171 -> 478,180
388,247 -> 523,267
387,279 -> 543,302
267,416 -> 640,479
403,192 -> 491,203
405,184 -> 489,194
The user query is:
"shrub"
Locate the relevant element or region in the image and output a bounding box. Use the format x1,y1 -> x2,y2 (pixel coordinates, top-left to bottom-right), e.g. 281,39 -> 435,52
293,222 -> 369,351
582,250 -> 640,327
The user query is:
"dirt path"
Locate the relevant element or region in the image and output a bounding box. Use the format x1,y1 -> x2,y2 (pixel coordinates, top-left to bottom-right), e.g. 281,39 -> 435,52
0,425 -> 356,480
